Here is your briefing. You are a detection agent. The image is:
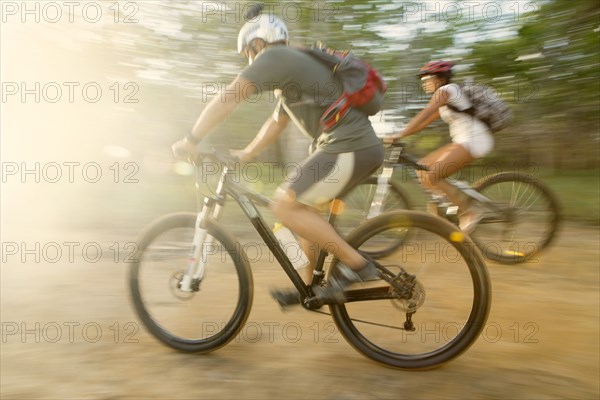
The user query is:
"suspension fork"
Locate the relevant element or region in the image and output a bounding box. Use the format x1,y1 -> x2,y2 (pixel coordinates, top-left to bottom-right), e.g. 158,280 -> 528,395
179,198 -> 214,292
179,163 -> 228,292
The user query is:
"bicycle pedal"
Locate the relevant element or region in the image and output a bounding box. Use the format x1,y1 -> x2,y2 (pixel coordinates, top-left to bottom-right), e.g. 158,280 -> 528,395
312,284 -> 347,305
446,205 -> 459,215
270,288 -> 302,309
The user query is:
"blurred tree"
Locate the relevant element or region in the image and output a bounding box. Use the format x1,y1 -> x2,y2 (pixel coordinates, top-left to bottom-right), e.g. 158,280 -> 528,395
94,0 -> 598,169
466,0 -> 600,169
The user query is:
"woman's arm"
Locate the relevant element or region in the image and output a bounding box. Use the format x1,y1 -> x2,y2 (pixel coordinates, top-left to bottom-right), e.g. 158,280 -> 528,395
387,88 -> 449,142
405,108 -> 441,134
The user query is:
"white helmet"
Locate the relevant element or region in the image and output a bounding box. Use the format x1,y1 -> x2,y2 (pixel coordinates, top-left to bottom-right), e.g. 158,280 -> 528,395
237,13 -> 289,54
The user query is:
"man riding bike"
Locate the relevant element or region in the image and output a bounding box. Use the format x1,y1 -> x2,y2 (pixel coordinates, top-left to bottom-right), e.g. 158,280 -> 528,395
172,11 -> 385,305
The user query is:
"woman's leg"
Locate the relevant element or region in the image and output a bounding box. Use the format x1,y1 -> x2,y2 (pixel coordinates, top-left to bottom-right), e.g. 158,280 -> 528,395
418,142 -> 475,211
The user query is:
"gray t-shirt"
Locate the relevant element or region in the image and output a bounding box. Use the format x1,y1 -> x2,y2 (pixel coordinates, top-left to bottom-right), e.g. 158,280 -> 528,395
240,46 -> 380,153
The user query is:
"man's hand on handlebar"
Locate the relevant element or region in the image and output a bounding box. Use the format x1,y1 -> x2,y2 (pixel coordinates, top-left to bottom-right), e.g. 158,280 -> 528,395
229,149 -> 252,163
172,136 -> 199,161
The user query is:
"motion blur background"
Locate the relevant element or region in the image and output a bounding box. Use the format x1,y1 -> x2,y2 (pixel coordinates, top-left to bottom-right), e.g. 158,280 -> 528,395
2,0 -> 598,236
1,1 -> 599,398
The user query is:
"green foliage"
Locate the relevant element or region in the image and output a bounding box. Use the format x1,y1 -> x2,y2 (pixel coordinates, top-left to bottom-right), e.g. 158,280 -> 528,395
96,0 -> 598,169
468,1 -> 599,114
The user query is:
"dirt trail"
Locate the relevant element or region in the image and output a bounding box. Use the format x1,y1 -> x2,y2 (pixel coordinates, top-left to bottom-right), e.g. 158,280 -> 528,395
1,223 -> 599,399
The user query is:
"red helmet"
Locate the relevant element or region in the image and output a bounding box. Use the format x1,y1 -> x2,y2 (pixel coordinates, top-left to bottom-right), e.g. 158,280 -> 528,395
419,61 -> 454,76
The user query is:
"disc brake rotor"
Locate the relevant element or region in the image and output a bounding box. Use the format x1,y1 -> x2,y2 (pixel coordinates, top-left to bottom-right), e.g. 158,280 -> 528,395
169,270 -> 195,300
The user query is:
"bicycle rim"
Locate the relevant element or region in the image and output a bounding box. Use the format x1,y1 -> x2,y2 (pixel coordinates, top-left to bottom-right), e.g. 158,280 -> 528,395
130,212 -> 253,352
472,172 -> 560,264
330,211 -> 491,370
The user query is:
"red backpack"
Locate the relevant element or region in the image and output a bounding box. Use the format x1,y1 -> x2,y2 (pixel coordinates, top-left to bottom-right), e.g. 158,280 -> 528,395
302,43 -> 387,131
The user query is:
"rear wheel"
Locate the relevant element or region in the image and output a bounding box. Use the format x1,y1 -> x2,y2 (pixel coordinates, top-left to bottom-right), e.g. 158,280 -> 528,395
471,172 -> 560,264
330,211 -> 491,370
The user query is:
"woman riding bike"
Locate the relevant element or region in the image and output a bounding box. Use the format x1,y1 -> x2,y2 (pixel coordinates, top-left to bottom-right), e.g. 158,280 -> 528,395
386,61 -> 494,232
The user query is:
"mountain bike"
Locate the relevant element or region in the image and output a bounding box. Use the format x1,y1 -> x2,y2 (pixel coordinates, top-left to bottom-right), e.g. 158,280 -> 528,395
129,147 -> 491,370
335,143 -> 561,264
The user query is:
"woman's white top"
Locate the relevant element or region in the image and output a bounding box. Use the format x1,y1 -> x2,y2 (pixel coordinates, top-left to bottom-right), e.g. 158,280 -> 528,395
438,83 -> 491,140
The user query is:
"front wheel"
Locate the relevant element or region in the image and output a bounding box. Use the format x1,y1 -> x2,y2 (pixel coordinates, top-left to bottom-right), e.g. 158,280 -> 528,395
129,212 -> 253,352
330,211 -> 491,370
471,172 -> 561,264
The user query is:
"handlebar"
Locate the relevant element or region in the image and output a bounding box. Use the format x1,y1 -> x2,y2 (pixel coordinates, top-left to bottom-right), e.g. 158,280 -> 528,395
192,147 -> 240,167
380,140 -> 428,171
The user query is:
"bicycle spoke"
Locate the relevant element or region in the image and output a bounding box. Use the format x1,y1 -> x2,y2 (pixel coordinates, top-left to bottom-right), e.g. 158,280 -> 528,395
332,213 -> 489,366
130,213 -> 253,352
335,181 -> 412,258
472,173 -> 560,263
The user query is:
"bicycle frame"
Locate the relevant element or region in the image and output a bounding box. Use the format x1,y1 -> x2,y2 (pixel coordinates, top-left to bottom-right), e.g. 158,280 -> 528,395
131,149 -> 493,367
180,152 -> 334,300
385,144 -> 506,216
366,146 -> 403,219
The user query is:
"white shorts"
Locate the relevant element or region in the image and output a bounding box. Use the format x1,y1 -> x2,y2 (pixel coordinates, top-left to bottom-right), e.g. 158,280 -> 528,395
452,129 -> 494,158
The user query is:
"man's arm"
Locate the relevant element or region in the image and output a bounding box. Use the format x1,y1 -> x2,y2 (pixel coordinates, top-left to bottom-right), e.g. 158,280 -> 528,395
172,75 -> 257,157
190,75 -> 256,140
234,114 -> 290,161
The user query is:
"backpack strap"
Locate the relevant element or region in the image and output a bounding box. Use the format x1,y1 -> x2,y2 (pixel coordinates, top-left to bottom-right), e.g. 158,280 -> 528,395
444,83 -> 475,116
274,89 -> 315,139
446,103 -> 475,116
321,96 -> 352,132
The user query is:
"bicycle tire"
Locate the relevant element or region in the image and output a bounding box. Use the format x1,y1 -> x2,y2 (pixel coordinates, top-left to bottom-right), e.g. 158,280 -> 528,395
129,212 -> 253,352
330,210 -> 491,370
337,177 -> 413,258
471,172 -> 561,264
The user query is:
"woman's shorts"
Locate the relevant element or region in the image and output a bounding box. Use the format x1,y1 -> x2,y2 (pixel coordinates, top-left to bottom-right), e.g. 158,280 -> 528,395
452,130 -> 494,158
277,145 -> 384,208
